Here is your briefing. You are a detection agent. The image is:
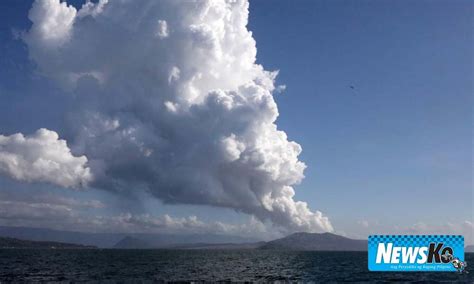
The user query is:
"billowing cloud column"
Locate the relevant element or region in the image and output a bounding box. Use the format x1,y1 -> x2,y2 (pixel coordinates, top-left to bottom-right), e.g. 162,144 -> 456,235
21,0 -> 332,232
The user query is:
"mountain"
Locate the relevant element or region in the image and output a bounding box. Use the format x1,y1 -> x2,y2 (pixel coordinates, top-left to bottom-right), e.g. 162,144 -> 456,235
0,237 -> 96,249
0,226 -> 259,248
113,235 -> 262,249
259,232 -> 367,251
466,245 -> 474,253
170,242 -> 265,250
0,226 -> 369,251
129,232 -> 367,251
0,226 -> 122,248
129,233 -> 259,248
113,236 -> 153,249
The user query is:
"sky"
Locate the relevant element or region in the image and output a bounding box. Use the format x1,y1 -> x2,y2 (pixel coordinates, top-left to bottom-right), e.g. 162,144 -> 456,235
0,0 -> 472,243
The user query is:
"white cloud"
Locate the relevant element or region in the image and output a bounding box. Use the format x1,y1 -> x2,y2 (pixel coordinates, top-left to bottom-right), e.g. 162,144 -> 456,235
0,128 -> 92,188
21,0 -> 332,233
351,220 -> 474,245
0,198 -> 275,238
0,200 -> 74,221
405,221 -> 473,240
81,213 -> 278,238
156,20 -> 169,38
26,0 -> 76,47
77,0 -> 108,18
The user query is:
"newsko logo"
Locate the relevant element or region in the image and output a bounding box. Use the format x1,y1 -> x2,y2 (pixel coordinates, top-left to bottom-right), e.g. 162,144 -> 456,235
368,235 -> 467,272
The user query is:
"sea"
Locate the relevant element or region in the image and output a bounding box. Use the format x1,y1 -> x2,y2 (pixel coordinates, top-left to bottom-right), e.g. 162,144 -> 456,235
0,250 -> 472,282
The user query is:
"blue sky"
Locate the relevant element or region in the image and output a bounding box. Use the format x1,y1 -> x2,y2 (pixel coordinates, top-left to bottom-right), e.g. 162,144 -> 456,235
249,0 -> 472,233
0,0 -> 472,241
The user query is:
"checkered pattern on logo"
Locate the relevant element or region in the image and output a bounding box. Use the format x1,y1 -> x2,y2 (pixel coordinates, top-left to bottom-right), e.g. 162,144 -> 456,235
368,235 -> 464,253
367,235 -> 465,271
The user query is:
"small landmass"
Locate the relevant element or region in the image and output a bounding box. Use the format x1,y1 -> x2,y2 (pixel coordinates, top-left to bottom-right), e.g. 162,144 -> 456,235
0,237 -> 96,249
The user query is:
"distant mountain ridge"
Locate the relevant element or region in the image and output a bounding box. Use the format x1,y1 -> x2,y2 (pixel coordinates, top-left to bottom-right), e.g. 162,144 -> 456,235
162,241 -> 265,250
260,232 -> 367,251
114,236 -> 154,249
0,237 -> 96,249
114,232 -> 367,250
0,226 -> 258,248
1,226 -> 373,251
0,226 -> 122,248
112,237 -> 265,249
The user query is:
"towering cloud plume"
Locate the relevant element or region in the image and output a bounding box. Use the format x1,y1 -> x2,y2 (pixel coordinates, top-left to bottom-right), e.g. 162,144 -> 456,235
18,0 -> 332,232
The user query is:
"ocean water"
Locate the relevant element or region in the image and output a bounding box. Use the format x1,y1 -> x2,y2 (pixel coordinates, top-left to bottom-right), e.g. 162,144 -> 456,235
0,250 -> 472,282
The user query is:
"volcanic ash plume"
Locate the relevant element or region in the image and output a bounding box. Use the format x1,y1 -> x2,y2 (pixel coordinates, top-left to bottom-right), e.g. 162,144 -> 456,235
16,0 -> 333,233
